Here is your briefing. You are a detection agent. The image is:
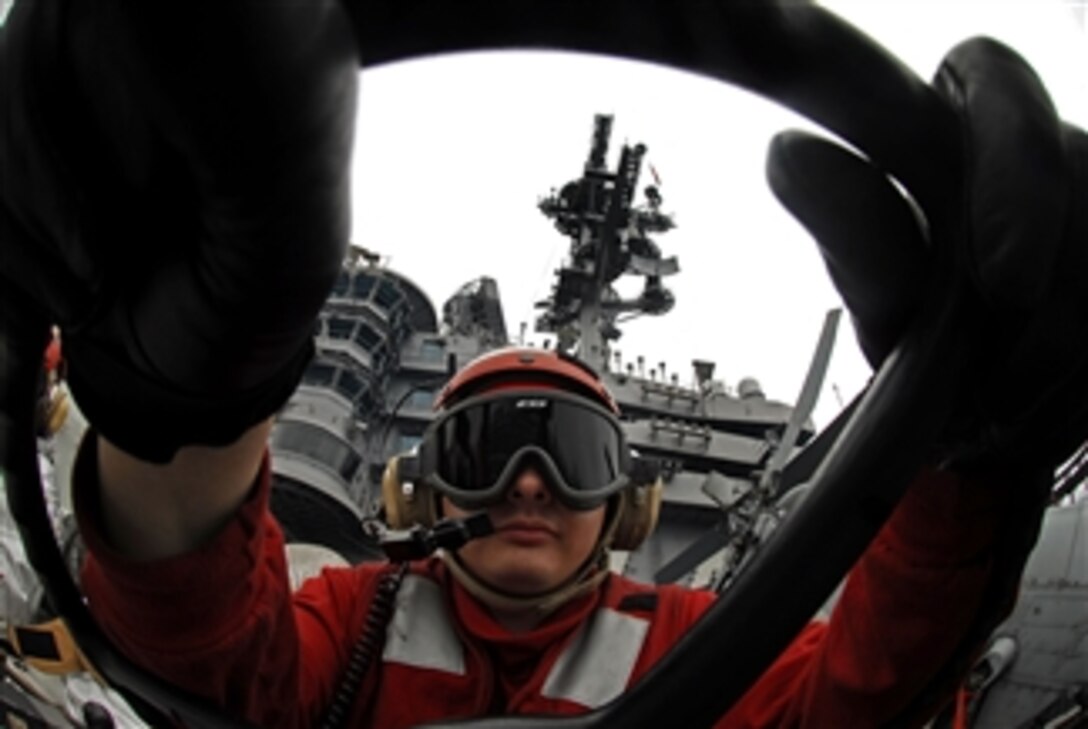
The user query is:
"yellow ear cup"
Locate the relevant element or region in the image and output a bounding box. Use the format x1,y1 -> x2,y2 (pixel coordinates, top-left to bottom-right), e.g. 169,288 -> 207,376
380,455 -> 438,529
46,388 -> 70,436
610,478 -> 663,551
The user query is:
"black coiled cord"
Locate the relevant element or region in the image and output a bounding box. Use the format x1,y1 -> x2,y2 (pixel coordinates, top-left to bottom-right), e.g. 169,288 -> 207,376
320,562 -> 409,729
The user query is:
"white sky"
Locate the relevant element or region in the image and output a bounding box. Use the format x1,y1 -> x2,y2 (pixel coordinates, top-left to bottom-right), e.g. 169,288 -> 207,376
351,1 -> 1086,429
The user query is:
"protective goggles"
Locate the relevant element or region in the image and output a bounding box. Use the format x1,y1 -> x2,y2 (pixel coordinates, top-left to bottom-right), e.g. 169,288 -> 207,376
412,389 -> 633,510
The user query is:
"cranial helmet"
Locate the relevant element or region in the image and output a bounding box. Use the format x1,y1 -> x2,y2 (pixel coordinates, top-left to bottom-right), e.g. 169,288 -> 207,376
381,346 -> 662,551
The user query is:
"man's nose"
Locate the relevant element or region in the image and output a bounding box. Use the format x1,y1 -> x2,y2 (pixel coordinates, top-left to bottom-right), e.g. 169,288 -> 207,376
507,466 -> 554,505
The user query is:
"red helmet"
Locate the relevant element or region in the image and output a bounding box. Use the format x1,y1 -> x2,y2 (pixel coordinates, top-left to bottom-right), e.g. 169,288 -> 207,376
421,347 -> 628,512
436,347 -> 618,413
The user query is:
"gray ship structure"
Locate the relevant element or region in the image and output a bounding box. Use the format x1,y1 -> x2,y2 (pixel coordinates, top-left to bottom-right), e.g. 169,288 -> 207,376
268,247 -> 508,563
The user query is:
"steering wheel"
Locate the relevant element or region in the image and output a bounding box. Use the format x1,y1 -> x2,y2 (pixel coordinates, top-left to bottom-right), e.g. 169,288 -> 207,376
1,2 -> 968,727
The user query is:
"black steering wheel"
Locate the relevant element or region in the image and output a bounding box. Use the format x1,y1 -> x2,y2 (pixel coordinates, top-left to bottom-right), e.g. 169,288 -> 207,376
1,2 -> 968,727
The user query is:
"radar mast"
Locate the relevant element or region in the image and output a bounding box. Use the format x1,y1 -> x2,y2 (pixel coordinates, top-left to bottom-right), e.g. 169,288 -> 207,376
535,114 -> 679,371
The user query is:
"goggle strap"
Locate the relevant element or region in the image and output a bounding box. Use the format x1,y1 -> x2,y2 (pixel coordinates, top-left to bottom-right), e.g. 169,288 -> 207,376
629,455 -> 662,483
398,454 -> 422,482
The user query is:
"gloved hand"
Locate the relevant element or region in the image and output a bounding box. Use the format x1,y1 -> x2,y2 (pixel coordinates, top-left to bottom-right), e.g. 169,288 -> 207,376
767,37 -> 1088,474
1,1 -> 359,462
765,37 -> 1086,725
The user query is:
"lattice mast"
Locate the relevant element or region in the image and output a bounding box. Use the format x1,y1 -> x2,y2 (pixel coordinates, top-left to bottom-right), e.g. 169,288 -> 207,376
535,114 -> 679,371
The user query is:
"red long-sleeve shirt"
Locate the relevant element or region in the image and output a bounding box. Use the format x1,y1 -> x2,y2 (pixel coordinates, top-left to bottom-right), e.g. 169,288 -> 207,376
78,447 -> 1004,728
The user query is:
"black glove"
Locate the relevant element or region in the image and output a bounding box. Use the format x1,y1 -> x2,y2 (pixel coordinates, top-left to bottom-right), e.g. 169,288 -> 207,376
1,1 -> 359,462
767,37 -> 1088,473
765,37 -> 1086,725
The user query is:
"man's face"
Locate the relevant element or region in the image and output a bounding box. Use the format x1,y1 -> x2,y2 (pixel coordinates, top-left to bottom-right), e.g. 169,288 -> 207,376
442,466 -> 606,595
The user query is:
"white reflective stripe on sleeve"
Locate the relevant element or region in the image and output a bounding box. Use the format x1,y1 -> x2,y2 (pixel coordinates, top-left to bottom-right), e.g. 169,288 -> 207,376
382,574 -> 466,675
541,607 -> 649,708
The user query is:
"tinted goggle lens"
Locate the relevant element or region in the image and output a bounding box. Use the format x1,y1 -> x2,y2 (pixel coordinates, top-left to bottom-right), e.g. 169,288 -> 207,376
421,391 -> 628,508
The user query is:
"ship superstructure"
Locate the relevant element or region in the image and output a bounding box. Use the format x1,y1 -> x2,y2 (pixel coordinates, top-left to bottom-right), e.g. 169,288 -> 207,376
269,115 -> 815,588
269,248 -> 506,562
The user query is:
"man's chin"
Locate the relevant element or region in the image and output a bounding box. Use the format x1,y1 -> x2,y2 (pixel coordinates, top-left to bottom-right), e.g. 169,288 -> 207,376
484,566 -> 564,597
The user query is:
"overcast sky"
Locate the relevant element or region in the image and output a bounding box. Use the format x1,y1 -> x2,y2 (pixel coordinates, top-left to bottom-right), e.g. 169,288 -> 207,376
351,1 -> 1087,428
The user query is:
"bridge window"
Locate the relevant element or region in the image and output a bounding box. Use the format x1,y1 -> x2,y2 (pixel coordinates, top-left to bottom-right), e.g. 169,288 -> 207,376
404,389 -> 435,410
302,362 -> 336,387
352,273 -> 376,300
328,317 -> 356,340
331,270 -> 350,297
353,322 -> 382,351
419,339 -> 445,362
374,279 -> 403,309
336,369 -> 364,401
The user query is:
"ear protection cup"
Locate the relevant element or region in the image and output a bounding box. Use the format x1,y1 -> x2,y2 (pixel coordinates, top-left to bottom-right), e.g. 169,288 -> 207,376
380,454 -> 438,529
610,478 -> 663,551
45,388 -> 69,437
35,388 -> 69,438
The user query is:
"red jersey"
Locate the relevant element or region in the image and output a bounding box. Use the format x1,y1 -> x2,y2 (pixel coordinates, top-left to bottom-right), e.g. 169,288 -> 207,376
78,449 -> 1004,728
